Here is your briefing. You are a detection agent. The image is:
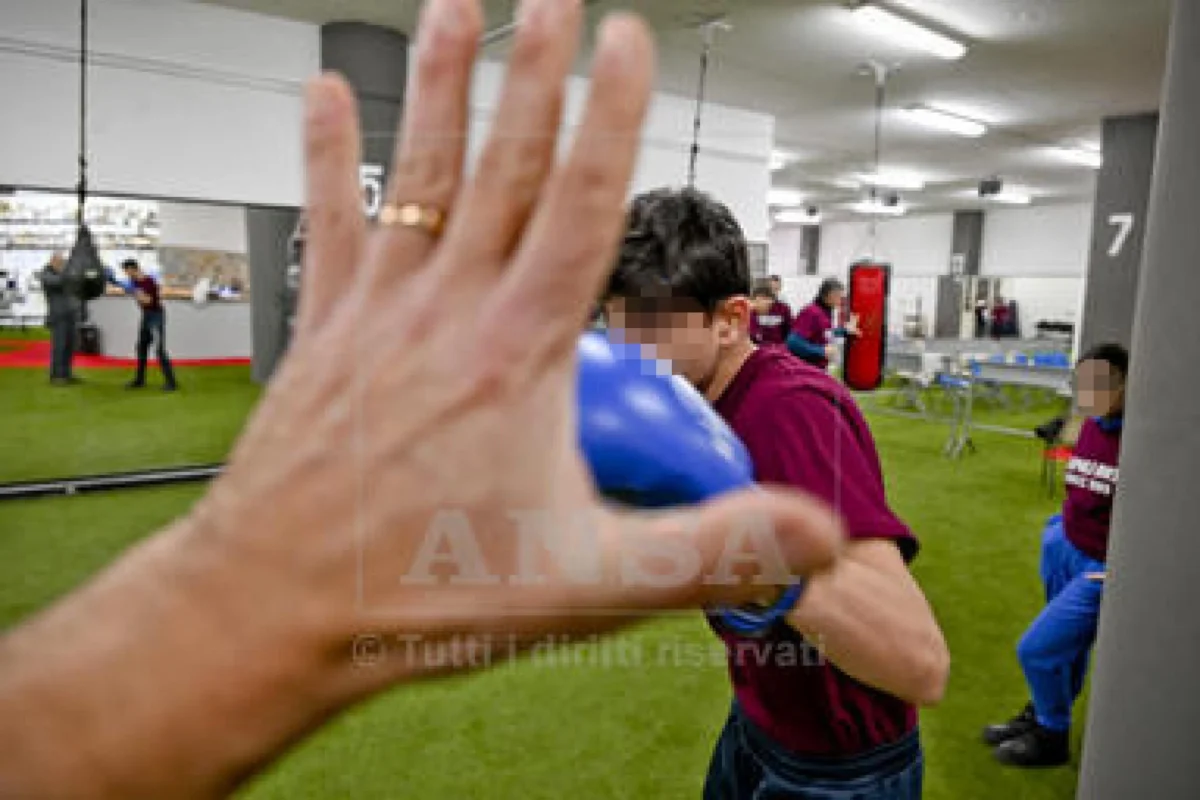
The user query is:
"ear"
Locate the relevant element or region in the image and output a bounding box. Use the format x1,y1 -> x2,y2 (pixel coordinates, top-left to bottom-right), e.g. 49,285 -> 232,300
717,297 -> 752,343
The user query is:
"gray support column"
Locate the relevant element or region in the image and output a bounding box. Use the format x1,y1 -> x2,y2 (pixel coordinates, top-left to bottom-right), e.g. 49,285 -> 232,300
247,207 -> 299,383
248,23 -> 409,383
321,22 -> 409,186
802,225 -> 821,275
950,210 -> 983,275
1078,113 -> 1158,352
1078,3 -> 1200,797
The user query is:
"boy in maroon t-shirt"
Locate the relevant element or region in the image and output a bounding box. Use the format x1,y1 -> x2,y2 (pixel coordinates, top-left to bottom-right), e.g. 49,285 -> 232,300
748,285 -> 792,345
605,188 -> 948,799
120,259 -> 178,391
982,343 -> 1128,767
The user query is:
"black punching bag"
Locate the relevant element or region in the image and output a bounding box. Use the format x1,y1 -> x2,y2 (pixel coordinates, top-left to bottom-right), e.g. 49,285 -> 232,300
63,224 -> 106,301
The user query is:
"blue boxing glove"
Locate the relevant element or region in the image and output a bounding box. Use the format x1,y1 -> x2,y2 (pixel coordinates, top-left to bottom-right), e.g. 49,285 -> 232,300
575,331 -> 804,635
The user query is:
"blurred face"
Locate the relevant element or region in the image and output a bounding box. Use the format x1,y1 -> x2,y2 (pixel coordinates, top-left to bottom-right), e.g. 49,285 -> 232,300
1075,359 -> 1125,417
769,278 -> 782,295
825,288 -> 845,309
751,294 -> 773,314
604,295 -> 752,394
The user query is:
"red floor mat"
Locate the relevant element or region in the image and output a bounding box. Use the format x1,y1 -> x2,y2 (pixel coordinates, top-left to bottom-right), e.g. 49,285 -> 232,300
0,339 -> 251,369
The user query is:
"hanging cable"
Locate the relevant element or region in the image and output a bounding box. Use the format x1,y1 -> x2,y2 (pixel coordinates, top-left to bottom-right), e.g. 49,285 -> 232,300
858,60 -> 891,259
687,18 -> 730,188
77,0 -> 88,226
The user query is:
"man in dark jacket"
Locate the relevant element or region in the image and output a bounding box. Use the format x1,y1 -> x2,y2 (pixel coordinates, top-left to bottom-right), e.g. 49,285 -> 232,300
40,253 -> 80,386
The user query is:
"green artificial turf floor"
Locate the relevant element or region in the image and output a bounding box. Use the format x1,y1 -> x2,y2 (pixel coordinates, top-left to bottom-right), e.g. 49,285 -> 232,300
0,362 -> 1081,799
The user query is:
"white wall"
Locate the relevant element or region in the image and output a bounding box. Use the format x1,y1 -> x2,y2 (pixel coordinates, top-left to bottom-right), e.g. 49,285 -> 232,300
157,202 -> 247,252
1003,277 -> 1082,338
817,213 -> 954,277
466,61 -> 773,242
0,0 -> 316,207
3,0 -> 773,238
981,203 -> 1093,276
768,226 -> 804,282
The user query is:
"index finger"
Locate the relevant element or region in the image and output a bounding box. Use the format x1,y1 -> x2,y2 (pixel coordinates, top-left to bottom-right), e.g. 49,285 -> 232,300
491,14 -> 655,342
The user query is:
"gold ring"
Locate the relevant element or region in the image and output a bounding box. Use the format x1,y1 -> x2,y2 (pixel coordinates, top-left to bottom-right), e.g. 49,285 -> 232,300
378,202 -> 446,238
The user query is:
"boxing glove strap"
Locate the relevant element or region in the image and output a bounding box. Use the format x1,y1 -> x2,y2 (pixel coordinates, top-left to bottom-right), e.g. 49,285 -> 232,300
714,580 -> 806,636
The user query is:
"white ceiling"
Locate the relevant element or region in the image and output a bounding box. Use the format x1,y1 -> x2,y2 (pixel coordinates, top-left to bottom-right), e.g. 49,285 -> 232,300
197,0 -> 1173,219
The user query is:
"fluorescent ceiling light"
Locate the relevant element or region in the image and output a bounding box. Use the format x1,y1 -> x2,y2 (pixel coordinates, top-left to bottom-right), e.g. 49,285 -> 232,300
901,106 -> 987,137
991,190 -> 1032,205
768,188 -> 806,207
857,171 -> 926,191
1051,146 -> 1103,169
851,200 -> 907,217
851,4 -> 968,61
770,150 -> 799,171
775,209 -> 821,225
960,186 -> 1034,205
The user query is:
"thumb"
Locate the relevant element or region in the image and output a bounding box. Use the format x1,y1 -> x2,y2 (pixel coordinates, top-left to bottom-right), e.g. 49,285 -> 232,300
587,487 -> 843,616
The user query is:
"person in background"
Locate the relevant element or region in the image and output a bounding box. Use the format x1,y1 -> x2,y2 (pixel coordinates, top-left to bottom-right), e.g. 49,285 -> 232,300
990,297 -> 1011,340
748,283 -> 792,345
787,277 -> 858,370
606,187 -> 948,799
983,343 -> 1128,767
974,300 -> 989,339
40,252 -> 80,386
120,259 -> 178,391
768,275 -> 791,318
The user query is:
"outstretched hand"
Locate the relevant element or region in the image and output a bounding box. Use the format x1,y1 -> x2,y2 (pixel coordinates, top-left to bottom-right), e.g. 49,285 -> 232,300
0,0 -> 842,796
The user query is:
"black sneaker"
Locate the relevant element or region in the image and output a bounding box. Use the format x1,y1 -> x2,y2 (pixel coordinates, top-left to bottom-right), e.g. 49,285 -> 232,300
982,702 -> 1037,745
162,384 -> 178,393
126,381 -> 146,390
994,724 -> 1070,767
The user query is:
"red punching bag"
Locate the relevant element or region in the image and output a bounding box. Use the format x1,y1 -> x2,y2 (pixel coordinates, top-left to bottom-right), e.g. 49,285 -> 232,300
843,261 -> 890,391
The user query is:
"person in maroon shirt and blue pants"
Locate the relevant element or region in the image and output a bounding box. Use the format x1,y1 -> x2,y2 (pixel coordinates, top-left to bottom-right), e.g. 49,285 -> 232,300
605,188 -> 948,799
120,259 -> 178,392
983,343 -> 1127,767
788,279 -> 859,370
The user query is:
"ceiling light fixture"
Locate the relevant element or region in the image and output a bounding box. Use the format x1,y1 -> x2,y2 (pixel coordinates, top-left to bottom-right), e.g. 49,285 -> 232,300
851,200 -> 907,217
991,190 -> 1033,205
850,3 -> 968,61
1051,145 -> 1104,169
768,188 -> 806,207
901,105 -> 987,137
770,150 -> 800,171
857,170 -> 926,191
775,208 -> 822,225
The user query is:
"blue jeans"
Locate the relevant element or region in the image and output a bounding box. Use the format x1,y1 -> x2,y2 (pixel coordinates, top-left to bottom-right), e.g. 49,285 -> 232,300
703,703 -> 924,799
135,309 -> 177,387
1017,515 -> 1105,732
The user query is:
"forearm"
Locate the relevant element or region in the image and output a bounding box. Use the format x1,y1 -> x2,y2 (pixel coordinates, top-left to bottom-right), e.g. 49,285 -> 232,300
0,512 -> 350,799
786,333 -> 826,361
787,548 -> 948,706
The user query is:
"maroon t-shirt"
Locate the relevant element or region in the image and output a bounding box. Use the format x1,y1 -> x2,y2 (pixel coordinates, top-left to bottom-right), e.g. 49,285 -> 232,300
134,276 -> 163,313
1062,417 -> 1122,563
712,347 -> 919,756
750,301 -> 794,345
791,302 -> 834,369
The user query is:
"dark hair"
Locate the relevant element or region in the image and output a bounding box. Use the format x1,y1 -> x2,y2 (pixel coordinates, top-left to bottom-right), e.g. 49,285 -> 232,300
1078,342 -> 1129,378
606,188 -> 750,314
751,284 -> 775,300
817,277 -> 844,304
768,275 -> 782,284
121,258 -> 140,271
